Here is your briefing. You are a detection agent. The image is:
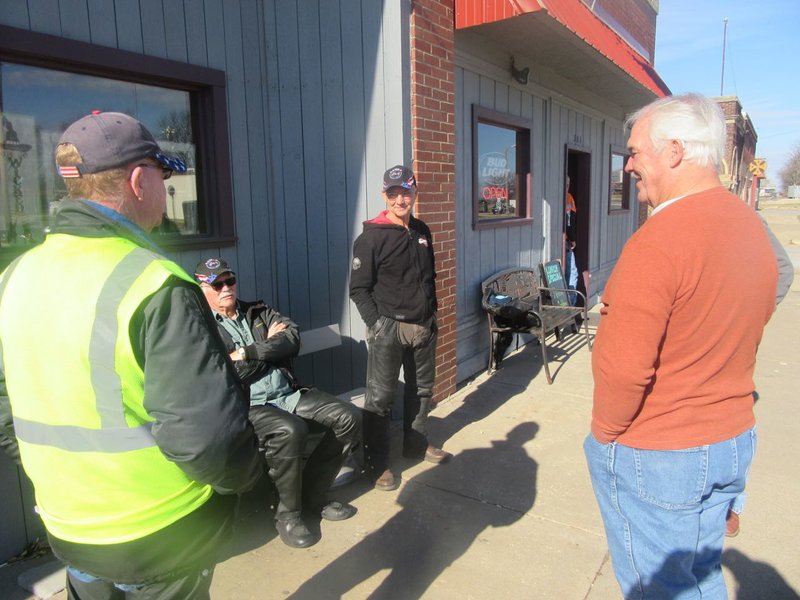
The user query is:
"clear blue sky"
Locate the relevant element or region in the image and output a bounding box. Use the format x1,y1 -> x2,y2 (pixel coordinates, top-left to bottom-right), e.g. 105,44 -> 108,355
654,0 -> 800,188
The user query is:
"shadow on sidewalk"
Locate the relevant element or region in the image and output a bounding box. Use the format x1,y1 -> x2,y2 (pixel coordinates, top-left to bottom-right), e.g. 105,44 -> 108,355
723,548 -> 800,599
430,325 -> 591,448
611,544 -> 799,598
220,475 -> 280,558
285,422 -> 540,599
428,343 -> 542,449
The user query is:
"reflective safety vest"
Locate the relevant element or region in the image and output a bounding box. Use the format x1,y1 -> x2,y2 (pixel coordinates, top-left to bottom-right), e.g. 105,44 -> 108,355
0,233 -> 212,544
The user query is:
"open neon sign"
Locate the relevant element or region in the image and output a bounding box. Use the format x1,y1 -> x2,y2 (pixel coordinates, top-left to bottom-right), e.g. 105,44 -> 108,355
479,152 -> 511,202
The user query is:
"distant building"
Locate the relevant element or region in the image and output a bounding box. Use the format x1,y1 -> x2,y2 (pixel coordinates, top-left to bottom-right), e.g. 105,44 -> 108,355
759,178 -> 777,199
715,96 -> 759,207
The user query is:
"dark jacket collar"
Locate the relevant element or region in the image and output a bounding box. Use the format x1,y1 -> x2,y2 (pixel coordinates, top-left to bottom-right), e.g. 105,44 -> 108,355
51,198 -> 165,255
236,299 -> 267,325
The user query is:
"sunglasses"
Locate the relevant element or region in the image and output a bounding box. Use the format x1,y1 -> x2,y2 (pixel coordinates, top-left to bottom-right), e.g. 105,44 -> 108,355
137,163 -> 173,180
209,277 -> 236,291
385,188 -> 413,201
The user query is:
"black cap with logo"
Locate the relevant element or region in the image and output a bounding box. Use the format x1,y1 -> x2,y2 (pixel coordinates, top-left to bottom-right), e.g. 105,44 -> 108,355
194,258 -> 235,285
382,165 -> 416,191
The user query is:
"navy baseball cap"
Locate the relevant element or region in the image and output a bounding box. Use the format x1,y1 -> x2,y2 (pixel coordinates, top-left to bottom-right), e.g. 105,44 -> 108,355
382,165 -> 416,191
57,111 -> 187,178
194,258 -> 235,285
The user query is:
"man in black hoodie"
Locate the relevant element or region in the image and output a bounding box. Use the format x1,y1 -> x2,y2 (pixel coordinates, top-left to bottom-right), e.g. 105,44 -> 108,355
349,165 -> 450,492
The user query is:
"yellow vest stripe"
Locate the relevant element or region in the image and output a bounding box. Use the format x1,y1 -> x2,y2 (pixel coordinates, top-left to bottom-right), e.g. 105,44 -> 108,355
6,247 -> 163,452
89,247 -> 161,429
12,417 -> 155,452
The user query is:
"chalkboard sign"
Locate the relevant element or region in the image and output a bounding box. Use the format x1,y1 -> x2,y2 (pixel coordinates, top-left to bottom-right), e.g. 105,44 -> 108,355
539,260 -> 570,307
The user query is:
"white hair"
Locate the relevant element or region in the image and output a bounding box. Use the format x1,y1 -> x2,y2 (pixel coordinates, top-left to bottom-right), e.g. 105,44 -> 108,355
625,93 -> 726,170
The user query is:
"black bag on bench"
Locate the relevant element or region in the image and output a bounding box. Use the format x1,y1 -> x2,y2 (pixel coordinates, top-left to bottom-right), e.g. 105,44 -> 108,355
487,293 -> 541,329
486,293 -> 541,368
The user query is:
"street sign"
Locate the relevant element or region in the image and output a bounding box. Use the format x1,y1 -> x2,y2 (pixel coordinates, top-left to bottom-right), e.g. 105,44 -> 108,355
749,158 -> 767,177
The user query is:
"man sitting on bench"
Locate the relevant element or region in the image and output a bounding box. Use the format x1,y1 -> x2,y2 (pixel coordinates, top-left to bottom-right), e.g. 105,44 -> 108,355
195,257 -> 362,549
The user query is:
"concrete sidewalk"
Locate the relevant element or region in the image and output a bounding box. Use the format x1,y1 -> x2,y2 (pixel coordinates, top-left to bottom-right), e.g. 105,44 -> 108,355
212,297 -> 800,600
3,210 -> 798,599
10,301 -> 798,600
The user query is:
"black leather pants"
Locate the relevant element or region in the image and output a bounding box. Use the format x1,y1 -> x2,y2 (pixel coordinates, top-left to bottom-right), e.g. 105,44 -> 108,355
363,317 -> 437,477
248,390 -> 361,520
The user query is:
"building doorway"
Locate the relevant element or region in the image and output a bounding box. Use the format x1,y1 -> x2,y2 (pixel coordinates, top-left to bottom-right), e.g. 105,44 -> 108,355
564,147 -> 591,306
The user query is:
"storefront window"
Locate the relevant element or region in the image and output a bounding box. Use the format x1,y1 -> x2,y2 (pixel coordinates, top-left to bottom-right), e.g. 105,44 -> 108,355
609,149 -> 631,212
1,63 -> 199,249
472,106 -> 531,228
0,24 -> 236,270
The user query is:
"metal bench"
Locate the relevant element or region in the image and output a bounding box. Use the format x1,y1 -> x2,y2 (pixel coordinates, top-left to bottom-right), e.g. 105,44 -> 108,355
480,266 -> 592,384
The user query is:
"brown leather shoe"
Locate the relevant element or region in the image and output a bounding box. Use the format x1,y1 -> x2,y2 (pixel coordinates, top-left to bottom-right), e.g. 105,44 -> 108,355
725,510 -> 740,537
424,446 -> 452,464
373,469 -> 400,491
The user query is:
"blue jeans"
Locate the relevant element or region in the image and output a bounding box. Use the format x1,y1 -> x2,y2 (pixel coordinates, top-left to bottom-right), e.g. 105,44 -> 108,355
67,565 -> 214,599
584,428 -> 756,599
730,493 -> 745,515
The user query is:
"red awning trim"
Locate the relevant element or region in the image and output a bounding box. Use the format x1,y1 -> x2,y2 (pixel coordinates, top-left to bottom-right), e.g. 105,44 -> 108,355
455,0 -> 670,98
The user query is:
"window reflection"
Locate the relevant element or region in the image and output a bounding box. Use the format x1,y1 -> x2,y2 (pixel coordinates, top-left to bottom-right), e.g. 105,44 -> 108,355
0,62 -> 199,260
472,107 -> 531,227
477,124 -> 517,218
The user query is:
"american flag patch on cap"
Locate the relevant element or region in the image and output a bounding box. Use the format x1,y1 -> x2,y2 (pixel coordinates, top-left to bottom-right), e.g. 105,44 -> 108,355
58,166 -> 81,178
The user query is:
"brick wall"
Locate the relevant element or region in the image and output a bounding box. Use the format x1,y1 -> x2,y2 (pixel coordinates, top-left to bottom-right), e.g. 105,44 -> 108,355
718,98 -> 741,175
410,0 -> 457,403
716,97 -> 754,194
592,0 -> 657,60
717,98 -> 740,118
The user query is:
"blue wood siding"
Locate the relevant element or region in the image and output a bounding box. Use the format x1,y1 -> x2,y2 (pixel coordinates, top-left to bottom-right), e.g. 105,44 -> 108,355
455,65 -> 548,380
0,0 -> 406,559
454,52 -> 637,381
1,0 -> 406,393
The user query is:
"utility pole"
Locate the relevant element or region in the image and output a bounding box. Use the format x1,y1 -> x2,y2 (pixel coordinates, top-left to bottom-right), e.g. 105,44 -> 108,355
720,17 -> 728,96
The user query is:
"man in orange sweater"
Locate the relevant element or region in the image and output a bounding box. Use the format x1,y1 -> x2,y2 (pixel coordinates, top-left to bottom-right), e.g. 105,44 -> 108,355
584,94 -> 778,599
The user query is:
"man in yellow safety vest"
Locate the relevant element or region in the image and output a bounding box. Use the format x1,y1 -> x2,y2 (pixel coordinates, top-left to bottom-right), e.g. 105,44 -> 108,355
0,112 -> 261,599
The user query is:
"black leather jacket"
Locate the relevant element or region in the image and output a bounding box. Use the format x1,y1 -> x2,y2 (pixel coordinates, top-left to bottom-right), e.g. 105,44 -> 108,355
213,299 -> 302,390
